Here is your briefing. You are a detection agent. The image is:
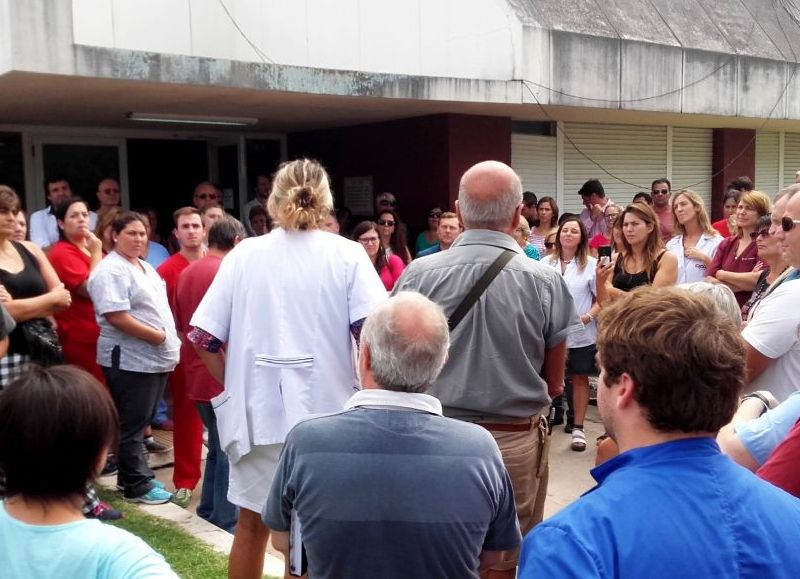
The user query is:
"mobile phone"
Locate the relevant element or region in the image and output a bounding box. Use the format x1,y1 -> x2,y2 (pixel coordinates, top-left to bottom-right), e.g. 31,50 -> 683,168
598,245 -> 612,266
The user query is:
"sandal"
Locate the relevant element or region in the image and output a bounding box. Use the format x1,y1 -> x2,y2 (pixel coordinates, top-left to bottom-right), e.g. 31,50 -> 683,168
571,428 -> 587,452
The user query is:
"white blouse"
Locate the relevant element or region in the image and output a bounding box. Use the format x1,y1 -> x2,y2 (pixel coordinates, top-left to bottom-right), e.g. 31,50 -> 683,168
666,233 -> 723,284
542,255 -> 597,348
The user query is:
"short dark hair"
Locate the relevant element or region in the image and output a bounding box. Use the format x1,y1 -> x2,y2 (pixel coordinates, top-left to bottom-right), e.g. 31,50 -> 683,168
522,191 -> 538,207
597,287 -> 744,433
578,178 -> 605,198
208,216 -> 246,250
173,206 -> 202,227
53,197 -> 90,241
44,176 -> 70,193
0,365 -> 119,501
722,188 -> 742,205
728,176 -> 754,192
632,192 -> 653,205
111,210 -> 147,235
651,178 -> 671,191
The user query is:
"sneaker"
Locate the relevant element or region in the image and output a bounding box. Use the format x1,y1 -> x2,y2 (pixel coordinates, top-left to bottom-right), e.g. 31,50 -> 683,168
172,488 -> 192,508
86,501 -> 123,521
100,456 -> 118,476
116,479 -> 165,492
143,437 -> 172,454
128,486 -> 173,505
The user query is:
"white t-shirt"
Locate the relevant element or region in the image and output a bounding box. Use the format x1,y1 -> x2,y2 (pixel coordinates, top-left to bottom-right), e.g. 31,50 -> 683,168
542,255 -> 597,348
742,278 -> 800,401
190,228 -> 387,463
666,233 -> 723,284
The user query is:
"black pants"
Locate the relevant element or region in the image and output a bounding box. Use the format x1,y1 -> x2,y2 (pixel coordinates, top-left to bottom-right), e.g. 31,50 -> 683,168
103,363 -> 169,498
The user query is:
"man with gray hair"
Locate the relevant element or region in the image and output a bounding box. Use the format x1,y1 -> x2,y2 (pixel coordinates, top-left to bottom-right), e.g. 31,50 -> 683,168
394,160 -> 579,578
263,292 -> 522,579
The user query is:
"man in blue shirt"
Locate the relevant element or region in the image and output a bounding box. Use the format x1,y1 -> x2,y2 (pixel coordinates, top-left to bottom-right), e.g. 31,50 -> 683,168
416,211 -> 461,257
263,292 -> 521,578
520,287 -> 800,579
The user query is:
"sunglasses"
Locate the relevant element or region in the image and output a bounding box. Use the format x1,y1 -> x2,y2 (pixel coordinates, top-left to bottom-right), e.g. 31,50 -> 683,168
652,189 -> 669,195
750,229 -> 770,240
377,219 -> 395,226
544,241 -> 555,249
429,212 -> 442,218
195,194 -> 216,200
782,216 -> 800,232
101,188 -> 120,194
378,200 -> 396,207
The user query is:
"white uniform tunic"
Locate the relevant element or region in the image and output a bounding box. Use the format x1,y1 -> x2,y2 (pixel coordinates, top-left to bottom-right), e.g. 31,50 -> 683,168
666,233 -> 723,284
191,228 -> 386,464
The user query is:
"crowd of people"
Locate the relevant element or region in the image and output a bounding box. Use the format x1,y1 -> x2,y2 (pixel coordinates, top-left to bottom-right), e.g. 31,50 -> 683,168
0,158 -> 799,578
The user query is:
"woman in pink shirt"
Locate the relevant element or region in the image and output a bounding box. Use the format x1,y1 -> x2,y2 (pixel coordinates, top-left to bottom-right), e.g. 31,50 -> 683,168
353,221 -> 405,292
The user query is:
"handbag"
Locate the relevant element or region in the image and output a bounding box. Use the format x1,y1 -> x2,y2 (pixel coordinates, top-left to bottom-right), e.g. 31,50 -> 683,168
20,318 -> 64,366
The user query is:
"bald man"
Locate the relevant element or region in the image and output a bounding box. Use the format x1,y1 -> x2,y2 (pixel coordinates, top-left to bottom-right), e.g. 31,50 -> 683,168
394,161 -> 579,578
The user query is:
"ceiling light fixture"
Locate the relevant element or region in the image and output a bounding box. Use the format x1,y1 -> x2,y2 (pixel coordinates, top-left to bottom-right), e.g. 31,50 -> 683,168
126,112 -> 259,126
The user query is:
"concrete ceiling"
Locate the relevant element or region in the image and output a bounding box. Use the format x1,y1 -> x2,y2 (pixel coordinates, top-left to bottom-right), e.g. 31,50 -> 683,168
3,71 -> 800,135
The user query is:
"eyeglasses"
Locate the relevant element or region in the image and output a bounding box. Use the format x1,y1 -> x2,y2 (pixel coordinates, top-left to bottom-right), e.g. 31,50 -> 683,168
781,216 -> 800,232
358,237 -> 380,244
750,229 -> 770,240
377,219 -> 395,226
652,189 -> 669,195
195,194 -> 216,200
429,212 -> 442,218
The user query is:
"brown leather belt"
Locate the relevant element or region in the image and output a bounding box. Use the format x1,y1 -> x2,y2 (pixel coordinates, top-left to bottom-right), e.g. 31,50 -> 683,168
476,417 -> 535,432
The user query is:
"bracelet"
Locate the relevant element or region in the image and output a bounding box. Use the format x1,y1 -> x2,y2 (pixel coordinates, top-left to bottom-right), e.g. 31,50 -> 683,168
740,392 -> 770,416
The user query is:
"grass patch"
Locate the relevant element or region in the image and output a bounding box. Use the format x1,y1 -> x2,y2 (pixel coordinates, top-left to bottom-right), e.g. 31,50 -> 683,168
97,488 -> 231,578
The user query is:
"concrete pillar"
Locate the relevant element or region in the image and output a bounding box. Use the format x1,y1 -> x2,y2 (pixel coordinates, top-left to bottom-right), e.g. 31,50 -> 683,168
711,129 -> 756,220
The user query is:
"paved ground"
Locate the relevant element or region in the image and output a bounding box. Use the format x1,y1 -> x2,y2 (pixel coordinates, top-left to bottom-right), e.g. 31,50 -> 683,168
110,404 -> 605,575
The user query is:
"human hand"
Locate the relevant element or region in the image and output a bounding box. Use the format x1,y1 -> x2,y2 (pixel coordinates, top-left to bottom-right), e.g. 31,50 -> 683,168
754,390 -> 779,410
85,231 -> 103,256
596,257 -> 616,284
149,329 -> 167,346
50,283 -> 71,310
0,284 -> 10,302
704,275 -> 720,285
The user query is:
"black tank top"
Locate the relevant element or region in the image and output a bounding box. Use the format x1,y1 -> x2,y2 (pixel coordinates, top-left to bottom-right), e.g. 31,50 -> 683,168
0,241 -> 48,355
612,250 -> 665,293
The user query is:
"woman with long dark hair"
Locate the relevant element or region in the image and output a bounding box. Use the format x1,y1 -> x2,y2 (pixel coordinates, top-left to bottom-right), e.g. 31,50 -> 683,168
597,203 -> 678,305
376,208 -> 412,264
543,217 -> 599,452
353,221 -> 405,291
529,196 -> 559,256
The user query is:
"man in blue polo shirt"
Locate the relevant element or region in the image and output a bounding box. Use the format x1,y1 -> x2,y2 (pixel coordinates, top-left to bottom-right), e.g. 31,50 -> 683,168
263,292 -> 521,578
520,287 -> 800,579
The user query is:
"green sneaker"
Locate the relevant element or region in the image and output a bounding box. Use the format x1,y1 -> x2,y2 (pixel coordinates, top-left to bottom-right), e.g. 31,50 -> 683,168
172,488 -> 192,508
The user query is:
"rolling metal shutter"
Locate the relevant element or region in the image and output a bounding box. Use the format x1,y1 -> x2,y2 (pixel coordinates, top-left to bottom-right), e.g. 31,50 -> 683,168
511,134 -> 557,198
783,133 -> 800,189
672,127 -> 713,212
562,123 -> 667,215
755,131 -> 780,195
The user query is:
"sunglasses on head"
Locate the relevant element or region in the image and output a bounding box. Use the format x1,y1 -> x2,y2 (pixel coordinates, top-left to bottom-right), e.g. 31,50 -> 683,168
782,216 -> 800,232
750,229 -> 770,240
377,219 -> 395,226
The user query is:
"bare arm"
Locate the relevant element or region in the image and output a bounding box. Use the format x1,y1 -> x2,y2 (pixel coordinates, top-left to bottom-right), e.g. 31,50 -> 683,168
71,233 -> 104,299
651,251 -> 678,288
269,530 -> 292,578
717,397 -> 774,471
715,269 -> 760,292
745,344 -> 774,384
542,339 -> 568,398
479,550 -> 504,572
4,287 -> 70,322
193,346 -> 226,386
104,311 -> 166,346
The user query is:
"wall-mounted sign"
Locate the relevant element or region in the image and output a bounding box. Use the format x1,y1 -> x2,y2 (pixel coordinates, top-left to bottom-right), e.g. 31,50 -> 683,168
343,176 -> 373,214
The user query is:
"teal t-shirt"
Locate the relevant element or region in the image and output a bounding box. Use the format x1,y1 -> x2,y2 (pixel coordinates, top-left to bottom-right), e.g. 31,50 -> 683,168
0,502 -> 177,578
415,231 -> 438,254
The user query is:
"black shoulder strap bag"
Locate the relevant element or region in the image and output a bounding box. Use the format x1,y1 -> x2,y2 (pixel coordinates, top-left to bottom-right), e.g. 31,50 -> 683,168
448,249 -> 516,332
